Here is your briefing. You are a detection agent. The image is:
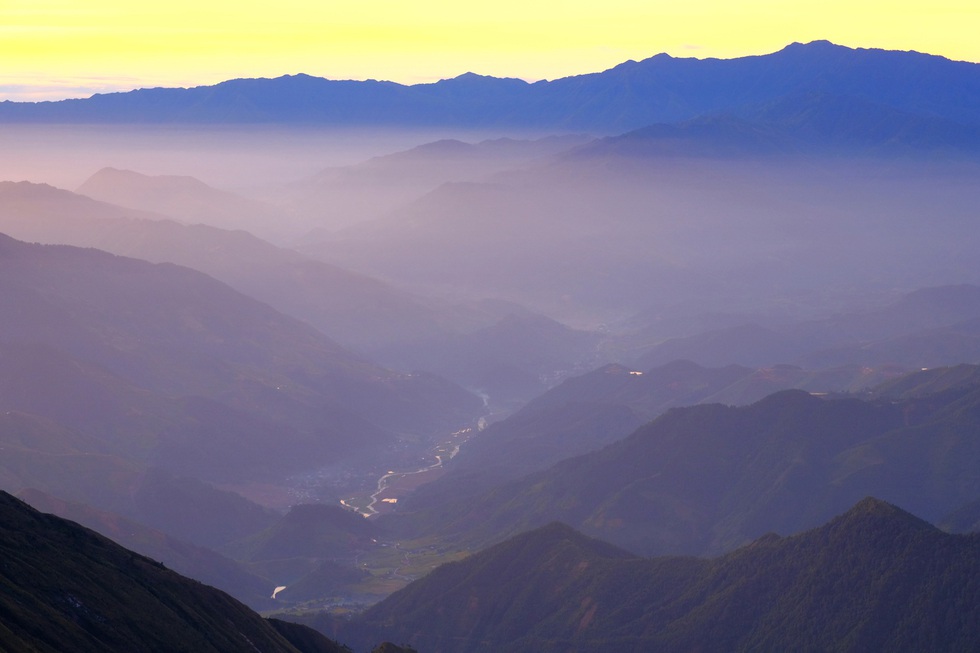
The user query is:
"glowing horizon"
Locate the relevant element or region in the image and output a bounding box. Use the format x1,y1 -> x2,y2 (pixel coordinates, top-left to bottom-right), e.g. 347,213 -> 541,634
2,0 -> 979,101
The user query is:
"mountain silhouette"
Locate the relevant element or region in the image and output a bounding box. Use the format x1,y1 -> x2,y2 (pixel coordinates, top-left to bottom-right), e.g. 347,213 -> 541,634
0,491 -> 346,653
3,42 -> 978,132
322,498 -> 980,652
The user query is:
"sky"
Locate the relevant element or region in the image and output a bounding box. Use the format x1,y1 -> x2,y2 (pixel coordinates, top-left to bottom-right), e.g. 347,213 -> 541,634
2,0 -> 979,101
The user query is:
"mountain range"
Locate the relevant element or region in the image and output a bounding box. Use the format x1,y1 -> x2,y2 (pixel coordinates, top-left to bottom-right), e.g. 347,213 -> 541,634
310,498 -> 980,653
0,179 -> 610,403
289,135 -> 593,234
0,179 -> 485,352
390,370 -> 980,557
0,230 -> 487,581
3,36 -> 980,649
3,42 -> 979,134
401,356 -> 909,507
301,144 -> 980,322
630,284 -> 980,369
0,233 -> 478,477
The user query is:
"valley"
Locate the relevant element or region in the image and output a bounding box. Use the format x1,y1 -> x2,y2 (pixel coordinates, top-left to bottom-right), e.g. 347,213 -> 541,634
1,39 -> 979,652
352,422 -> 477,519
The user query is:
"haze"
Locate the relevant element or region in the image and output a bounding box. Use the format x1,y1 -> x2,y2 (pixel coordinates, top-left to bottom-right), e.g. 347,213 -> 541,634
0,124 -> 508,190
1,39 -> 979,653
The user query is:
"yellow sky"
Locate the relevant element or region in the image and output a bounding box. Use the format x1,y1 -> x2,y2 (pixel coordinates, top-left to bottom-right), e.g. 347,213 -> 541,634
2,0 -> 978,100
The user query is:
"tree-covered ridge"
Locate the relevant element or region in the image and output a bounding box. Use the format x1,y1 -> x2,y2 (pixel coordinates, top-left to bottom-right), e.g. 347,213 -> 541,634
0,491 -> 347,653
326,499 -> 980,653
402,380 -> 980,557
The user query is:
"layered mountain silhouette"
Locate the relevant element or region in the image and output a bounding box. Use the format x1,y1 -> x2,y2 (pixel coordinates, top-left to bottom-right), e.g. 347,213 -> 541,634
633,284 -> 980,369
303,142 -> 980,319
394,361 -> 757,518
0,231 -> 486,577
392,373 -> 980,557
76,167 -> 295,243
291,135 -> 591,233
3,37 -> 980,648
0,180 -> 487,352
3,42 -> 979,133
318,498 -> 980,653
0,233 -> 478,475
371,312 -> 602,408
0,179 -> 612,402
571,92 -> 980,160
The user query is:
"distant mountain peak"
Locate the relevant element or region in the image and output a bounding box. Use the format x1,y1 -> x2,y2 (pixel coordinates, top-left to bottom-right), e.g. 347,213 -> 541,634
403,138 -> 478,156
782,39 -> 846,52
828,496 -> 936,535
453,72 -> 494,81
435,71 -> 529,87
80,166 -> 212,191
499,520 -> 638,559
531,520 -> 592,540
0,179 -> 75,199
849,495 -> 903,514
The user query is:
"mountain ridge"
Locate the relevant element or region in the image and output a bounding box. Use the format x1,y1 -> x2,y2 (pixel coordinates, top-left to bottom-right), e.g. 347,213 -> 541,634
3,41 -> 979,131
0,490 -> 347,653
312,497 -> 980,653
0,179 -> 480,352
15,488 -> 277,611
391,377 -> 980,558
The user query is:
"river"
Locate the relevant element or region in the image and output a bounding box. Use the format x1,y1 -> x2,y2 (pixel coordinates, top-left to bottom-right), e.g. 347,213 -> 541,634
344,418 -> 485,518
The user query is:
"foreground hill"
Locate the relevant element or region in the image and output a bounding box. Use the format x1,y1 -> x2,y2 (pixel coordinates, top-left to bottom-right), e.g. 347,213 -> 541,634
0,491 -> 346,653
219,503 -> 378,603
317,499 -> 980,653
16,488 -> 277,611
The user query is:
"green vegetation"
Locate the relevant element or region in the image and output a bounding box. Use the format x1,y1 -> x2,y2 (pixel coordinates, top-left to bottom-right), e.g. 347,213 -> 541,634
322,499 -> 980,653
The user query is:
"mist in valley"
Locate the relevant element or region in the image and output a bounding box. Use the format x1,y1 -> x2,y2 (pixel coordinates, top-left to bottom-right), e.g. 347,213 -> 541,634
3,41 -> 980,652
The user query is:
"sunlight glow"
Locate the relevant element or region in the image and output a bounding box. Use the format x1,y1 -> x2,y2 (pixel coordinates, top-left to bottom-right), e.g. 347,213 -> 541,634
2,0 -> 978,100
